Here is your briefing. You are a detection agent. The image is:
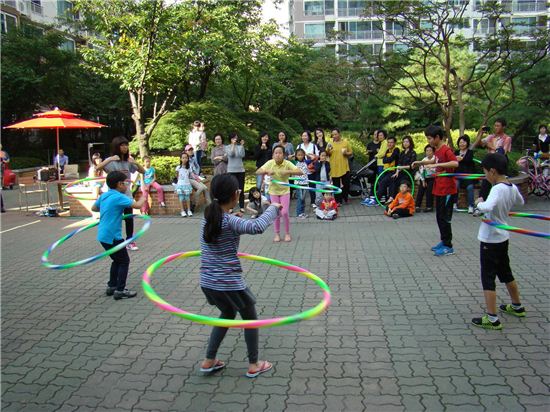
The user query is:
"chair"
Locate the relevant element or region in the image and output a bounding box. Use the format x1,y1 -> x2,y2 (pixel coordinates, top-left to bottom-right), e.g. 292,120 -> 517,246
18,181 -> 49,212
63,164 -> 79,179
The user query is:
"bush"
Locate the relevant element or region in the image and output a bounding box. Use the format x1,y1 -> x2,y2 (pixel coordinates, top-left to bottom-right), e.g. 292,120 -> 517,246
133,101 -> 256,154
9,157 -> 45,169
149,155 -> 180,185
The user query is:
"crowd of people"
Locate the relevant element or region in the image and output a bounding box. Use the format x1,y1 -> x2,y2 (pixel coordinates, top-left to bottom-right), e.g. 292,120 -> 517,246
84,118 -> 549,252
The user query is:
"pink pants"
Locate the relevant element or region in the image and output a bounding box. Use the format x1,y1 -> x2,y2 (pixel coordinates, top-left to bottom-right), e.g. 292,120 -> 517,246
141,182 -> 165,213
270,193 -> 290,234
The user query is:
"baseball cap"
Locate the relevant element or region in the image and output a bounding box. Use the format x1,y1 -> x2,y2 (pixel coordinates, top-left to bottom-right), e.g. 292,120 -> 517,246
185,144 -> 193,151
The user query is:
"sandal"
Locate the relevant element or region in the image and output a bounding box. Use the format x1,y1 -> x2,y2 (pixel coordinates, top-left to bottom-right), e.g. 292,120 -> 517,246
273,234 -> 281,243
283,234 -> 291,242
199,359 -> 226,373
246,360 -> 273,378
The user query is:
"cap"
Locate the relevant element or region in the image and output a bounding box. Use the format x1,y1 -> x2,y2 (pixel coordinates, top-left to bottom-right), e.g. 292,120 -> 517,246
185,144 -> 193,151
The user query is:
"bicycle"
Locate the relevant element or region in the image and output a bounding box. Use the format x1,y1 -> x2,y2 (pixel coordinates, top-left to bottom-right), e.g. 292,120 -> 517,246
516,150 -> 550,198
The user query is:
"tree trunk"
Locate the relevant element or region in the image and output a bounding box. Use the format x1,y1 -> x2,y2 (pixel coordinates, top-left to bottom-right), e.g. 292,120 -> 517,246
456,80 -> 465,137
129,90 -> 150,158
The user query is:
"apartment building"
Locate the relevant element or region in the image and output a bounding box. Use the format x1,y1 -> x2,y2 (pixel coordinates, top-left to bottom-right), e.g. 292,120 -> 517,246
289,0 -> 549,58
1,0 -> 79,51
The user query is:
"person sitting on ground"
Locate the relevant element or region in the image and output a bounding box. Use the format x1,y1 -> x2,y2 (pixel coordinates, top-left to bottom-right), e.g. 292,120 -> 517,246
385,181 -> 415,219
315,192 -> 338,220
246,187 -> 270,218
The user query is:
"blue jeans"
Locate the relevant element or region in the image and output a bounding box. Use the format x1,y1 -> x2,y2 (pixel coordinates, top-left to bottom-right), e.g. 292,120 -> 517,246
296,187 -> 306,215
456,180 -> 474,207
256,174 -> 263,191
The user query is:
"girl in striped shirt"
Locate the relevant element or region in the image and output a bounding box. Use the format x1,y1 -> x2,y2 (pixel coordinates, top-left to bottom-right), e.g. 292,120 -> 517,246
200,174 -> 282,378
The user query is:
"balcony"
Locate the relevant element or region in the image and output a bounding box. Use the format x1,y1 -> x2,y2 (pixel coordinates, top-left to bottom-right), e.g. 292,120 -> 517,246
345,30 -> 383,40
511,1 -> 547,12
29,1 -> 43,15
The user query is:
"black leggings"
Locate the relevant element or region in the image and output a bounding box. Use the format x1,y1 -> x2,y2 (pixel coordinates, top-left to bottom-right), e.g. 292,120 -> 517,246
416,179 -> 434,208
230,172 -> 245,209
206,304 -> 258,363
123,207 -> 133,239
333,172 -> 350,203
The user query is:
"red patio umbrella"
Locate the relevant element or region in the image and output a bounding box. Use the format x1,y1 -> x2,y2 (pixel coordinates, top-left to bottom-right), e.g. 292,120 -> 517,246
4,107 -> 106,178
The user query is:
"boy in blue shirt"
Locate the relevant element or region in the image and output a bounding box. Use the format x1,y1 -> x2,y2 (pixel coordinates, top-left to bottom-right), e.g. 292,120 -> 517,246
92,171 -> 146,300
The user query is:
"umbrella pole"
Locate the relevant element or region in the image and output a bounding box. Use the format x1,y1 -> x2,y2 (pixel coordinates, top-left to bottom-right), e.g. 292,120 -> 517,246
56,128 -> 61,179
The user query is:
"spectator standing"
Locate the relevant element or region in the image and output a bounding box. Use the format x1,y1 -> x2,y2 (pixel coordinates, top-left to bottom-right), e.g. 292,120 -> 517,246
185,145 -> 211,213
314,128 -> 328,153
296,130 -> 320,207
454,135 -> 476,213
534,124 -> 549,155
272,131 -> 294,160
225,133 -> 246,212
188,120 -> 206,167
211,134 -> 228,176
54,149 -> 69,174
253,132 -> 272,190
326,128 -> 353,204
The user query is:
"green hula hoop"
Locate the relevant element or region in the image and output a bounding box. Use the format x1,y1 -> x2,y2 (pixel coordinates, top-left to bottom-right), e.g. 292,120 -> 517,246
373,167 -> 415,208
64,176 -> 105,201
271,177 -> 342,194
41,214 -> 151,269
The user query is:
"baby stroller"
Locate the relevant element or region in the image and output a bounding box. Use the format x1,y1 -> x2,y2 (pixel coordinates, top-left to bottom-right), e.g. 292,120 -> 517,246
349,158 -> 375,198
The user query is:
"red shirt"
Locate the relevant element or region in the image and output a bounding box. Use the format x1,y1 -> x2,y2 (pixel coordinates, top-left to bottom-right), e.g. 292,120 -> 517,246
432,145 -> 457,196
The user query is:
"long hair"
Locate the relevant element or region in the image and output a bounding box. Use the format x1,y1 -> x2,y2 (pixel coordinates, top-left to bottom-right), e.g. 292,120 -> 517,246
402,135 -> 414,151
314,128 -> 326,148
248,186 -> 261,208
203,174 -> 239,243
110,136 -> 130,161
179,152 -> 190,169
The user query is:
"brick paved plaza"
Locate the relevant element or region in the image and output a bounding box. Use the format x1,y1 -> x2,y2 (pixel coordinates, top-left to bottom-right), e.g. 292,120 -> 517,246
1,191 -> 549,411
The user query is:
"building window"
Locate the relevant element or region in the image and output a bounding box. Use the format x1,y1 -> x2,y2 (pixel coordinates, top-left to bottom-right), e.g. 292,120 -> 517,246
1,12 -> 17,33
57,0 -> 79,20
304,0 -> 324,16
30,0 -> 43,15
339,20 -> 382,40
338,0 -> 371,17
325,0 -> 335,15
386,20 -> 405,36
511,16 -> 537,34
473,18 -> 496,34
512,0 -> 546,12
305,23 -> 325,39
60,38 -> 75,52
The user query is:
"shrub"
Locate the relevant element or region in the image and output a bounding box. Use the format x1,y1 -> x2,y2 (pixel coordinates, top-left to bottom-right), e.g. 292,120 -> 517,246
149,156 -> 180,185
132,102 -> 256,155
9,157 -> 45,169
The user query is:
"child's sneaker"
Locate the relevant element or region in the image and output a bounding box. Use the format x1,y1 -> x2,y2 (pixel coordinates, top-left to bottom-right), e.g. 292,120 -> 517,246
434,246 -> 454,256
181,210 -> 187,217
472,208 -> 482,217
312,204 -> 317,209
472,315 -> 502,330
431,241 -> 444,251
187,210 -> 193,217
392,213 -> 400,219
468,206 -> 474,214
160,201 -> 166,207
126,242 -> 139,251
113,289 -> 137,300
499,304 -> 526,317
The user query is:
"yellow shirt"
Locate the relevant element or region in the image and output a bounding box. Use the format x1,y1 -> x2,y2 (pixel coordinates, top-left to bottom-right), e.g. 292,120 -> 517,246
262,159 -> 297,196
376,139 -> 388,167
327,139 -> 352,178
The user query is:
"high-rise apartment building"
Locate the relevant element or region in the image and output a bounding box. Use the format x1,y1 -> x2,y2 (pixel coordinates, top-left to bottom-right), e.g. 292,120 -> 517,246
289,0 -> 549,58
1,0 -> 79,51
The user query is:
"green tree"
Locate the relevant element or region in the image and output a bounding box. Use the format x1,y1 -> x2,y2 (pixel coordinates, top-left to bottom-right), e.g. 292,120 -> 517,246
76,0 -> 274,157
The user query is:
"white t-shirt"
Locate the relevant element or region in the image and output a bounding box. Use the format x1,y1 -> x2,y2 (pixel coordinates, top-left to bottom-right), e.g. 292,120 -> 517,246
477,182 -> 524,243
188,130 -> 204,151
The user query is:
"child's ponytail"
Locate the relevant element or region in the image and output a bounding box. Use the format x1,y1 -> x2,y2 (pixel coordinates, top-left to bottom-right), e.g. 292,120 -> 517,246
203,174 -> 239,243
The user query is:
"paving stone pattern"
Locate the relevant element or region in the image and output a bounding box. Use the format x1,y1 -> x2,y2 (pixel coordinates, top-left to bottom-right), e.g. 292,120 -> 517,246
1,198 -> 549,411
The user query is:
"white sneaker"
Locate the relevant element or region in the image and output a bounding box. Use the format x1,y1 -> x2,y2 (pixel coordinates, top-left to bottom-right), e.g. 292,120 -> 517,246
187,210 -> 193,217
312,204 -> 317,209
160,201 -> 166,207
453,204 -> 458,211
180,210 -> 187,217
468,206 -> 474,214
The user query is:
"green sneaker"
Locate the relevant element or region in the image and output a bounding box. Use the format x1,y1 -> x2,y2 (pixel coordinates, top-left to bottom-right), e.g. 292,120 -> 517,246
472,315 -> 502,330
499,304 -> 526,317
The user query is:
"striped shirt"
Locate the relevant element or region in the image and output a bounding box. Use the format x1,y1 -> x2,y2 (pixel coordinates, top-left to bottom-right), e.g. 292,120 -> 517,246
200,206 -> 279,291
